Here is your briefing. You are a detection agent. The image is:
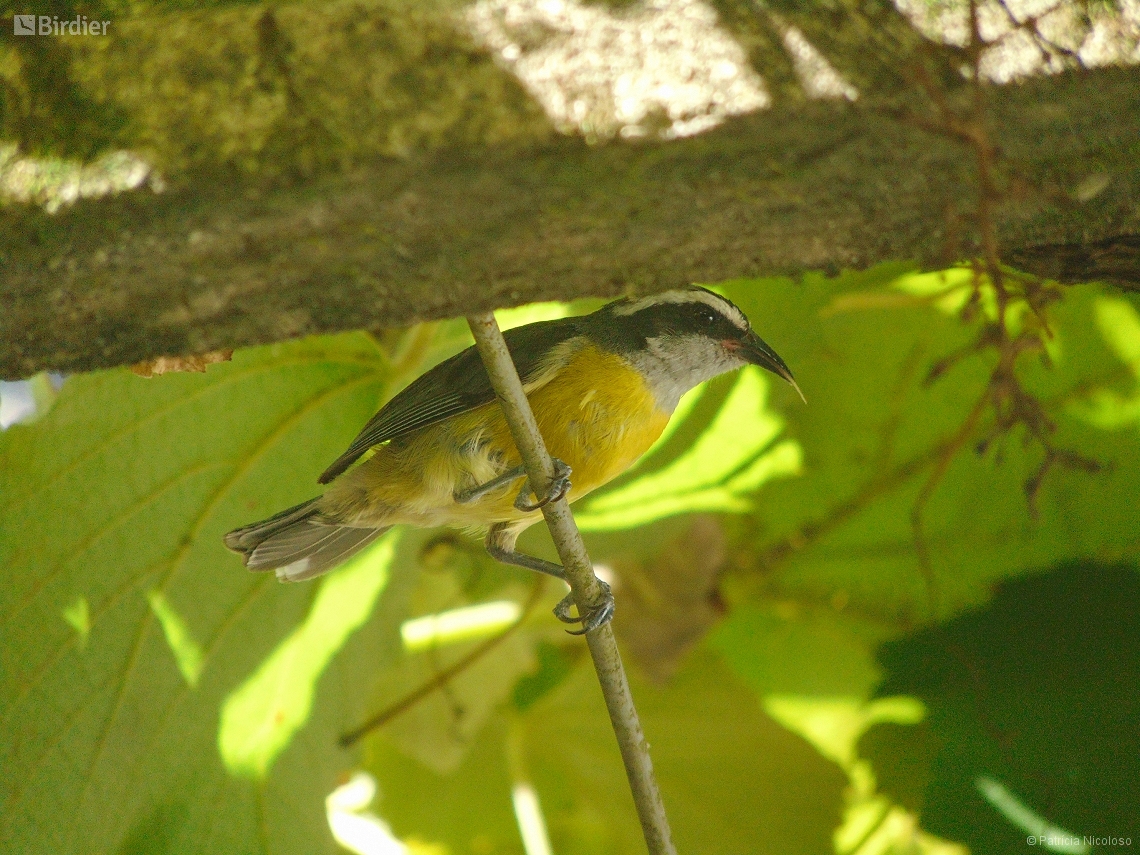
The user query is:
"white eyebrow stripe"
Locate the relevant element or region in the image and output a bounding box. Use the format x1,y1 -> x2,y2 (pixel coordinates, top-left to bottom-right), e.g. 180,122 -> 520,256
612,289 -> 748,330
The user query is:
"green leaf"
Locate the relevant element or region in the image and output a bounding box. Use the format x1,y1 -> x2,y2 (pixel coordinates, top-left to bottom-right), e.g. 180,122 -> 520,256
6,271 -> 1137,855
400,598 -> 522,652
698,273 -> 1140,852
364,582 -> 544,776
219,532 -> 398,780
861,563 -> 1140,854
1069,296 -> 1140,430
709,605 -> 883,700
365,649 -> 847,855
719,275 -> 1140,623
146,590 -> 205,688
527,649 -> 847,854
0,333 -> 409,854
62,596 -> 91,649
512,640 -> 576,712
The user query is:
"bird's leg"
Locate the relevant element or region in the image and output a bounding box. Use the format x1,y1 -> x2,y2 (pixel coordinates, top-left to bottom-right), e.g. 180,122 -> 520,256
453,458 -> 571,509
485,522 -> 613,634
453,465 -> 527,504
513,458 -> 572,512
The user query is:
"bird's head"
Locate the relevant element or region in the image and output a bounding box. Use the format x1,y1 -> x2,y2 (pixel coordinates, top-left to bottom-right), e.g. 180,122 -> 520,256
594,287 -> 802,410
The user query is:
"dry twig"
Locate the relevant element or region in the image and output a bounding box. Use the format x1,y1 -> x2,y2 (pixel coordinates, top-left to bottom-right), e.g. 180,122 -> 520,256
339,577 -> 546,747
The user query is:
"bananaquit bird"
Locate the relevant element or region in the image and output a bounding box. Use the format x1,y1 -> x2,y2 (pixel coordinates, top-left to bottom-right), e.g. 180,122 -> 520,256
225,287 -> 799,631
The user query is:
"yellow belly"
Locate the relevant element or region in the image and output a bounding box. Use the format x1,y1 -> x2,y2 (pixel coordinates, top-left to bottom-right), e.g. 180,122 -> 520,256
324,344 -> 670,528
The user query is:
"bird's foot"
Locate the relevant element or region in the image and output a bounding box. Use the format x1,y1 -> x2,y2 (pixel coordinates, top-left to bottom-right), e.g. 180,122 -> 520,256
514,458 -> 572,512
553,579 -> 614,635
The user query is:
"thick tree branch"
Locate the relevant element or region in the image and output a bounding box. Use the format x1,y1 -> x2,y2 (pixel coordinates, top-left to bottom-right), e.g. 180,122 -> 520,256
1,1 -> 1137,379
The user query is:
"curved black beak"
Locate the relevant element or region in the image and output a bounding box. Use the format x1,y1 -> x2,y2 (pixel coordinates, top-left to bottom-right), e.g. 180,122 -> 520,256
732,330 -> 805,403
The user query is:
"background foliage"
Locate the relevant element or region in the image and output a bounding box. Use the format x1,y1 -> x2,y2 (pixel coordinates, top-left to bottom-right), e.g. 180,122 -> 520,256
1,269 -> 1137,854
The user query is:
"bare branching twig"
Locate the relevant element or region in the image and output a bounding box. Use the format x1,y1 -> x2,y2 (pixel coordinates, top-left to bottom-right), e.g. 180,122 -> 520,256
878,0 -> 1109,592
339,577 -> 546,747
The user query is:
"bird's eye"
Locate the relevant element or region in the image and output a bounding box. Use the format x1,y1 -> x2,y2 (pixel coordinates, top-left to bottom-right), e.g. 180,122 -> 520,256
697,307 -> 716,324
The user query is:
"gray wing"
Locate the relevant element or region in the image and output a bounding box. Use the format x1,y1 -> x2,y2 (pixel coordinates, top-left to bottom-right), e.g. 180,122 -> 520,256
318,317 -> 585,484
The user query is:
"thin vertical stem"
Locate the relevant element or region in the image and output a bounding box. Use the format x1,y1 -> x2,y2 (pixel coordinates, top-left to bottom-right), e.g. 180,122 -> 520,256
467,312 -> 676,855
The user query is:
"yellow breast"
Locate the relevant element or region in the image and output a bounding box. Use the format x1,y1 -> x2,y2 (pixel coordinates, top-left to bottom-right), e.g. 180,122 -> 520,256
332,343 -> 670,528
512,344 -> 670,496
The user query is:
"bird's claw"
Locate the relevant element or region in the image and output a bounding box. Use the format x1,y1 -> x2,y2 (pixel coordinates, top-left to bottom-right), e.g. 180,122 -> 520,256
514,458 -> 572,512
553,579 -> 614,635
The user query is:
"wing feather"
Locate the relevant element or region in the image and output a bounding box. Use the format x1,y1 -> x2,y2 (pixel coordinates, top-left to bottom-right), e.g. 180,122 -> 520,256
318,317 -> 585,483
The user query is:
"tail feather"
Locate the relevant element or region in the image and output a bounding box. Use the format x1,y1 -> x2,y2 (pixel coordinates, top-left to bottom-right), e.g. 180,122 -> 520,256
224,498 -> 322,552
224,499 -> 388,582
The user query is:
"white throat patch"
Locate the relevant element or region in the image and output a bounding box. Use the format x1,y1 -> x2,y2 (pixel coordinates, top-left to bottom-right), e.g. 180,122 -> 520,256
626,333 -> 747,411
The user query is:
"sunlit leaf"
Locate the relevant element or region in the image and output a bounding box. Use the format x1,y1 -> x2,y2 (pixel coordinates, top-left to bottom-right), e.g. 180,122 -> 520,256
400,599 -> 521,652
147,590 -> 205,687
1095,297 -> 1140,368
62,596 -> 91,649
365,649 -> 847,855
890,267 -> 977,314
709,274 -> 1140,852
525,649 -> 846,855
0,333 -> 406,854
4,264 -> 1138,855
720,276 -> 1140,623
709,606 -> 883,701
326,772 -> 444,855
219,533 -> 398,780
1069,297 -> 1140,430
364,583 -> 542,776
497,302 -> 571,329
